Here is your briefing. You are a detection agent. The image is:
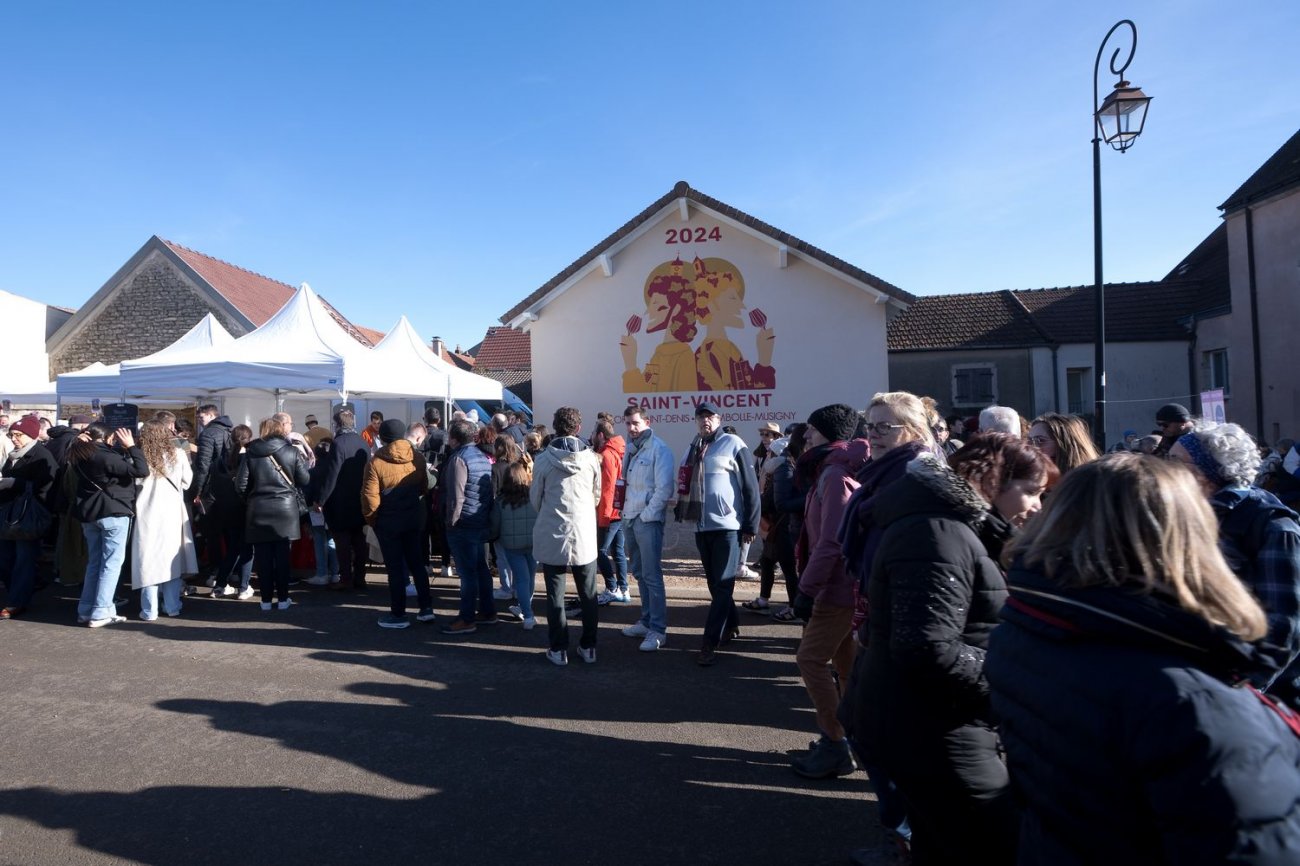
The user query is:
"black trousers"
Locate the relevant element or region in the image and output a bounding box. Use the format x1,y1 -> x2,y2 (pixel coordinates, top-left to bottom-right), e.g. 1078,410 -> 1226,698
332,526 -> 368,587
253,539 -> 291,603
376,525 -> 430,616
541,561 -> 598,653
696,529 -> 740,648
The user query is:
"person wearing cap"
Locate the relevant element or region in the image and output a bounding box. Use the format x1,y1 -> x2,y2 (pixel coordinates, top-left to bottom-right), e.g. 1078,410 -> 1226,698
362,418 -> 434,628
675,401 -> 760,665
1152,403 -> 1194,458
619,404 -> 677,651
0,415 -> 58,619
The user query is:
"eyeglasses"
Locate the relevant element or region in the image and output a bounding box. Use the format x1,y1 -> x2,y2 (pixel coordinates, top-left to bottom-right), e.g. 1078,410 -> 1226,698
1028,435 -> 1053,448
759,431 -> 776,437
863,422 -> 905,435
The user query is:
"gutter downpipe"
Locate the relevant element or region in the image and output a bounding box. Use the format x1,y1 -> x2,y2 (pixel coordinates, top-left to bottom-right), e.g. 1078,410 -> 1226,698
1244,202 -> 1264,439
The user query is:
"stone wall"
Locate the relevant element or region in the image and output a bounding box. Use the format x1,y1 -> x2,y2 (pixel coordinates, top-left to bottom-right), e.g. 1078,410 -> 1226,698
49,251 -> 248,377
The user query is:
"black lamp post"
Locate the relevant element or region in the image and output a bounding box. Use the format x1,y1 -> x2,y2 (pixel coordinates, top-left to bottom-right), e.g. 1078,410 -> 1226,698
1092,20 -> 1152,448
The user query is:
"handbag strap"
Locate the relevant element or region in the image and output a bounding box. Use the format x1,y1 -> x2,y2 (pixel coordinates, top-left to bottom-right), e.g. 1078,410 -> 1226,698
268,448 -> 299,492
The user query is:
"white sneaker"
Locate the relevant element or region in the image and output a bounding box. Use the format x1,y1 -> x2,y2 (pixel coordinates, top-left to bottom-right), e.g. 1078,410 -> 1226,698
237,586 -> 255,600
522,617 -> 537,630
214,585 -> 237,597
597,589 -> 629,605
493,588 -> 515,601
735,565 -> 760,580
306,576 -> 331,586
405,583 -> 417,597
259,602 -> 273,611
577,646 -> 596,664
622,622 -> 650,638
639,631 -> 667,652
139,612 -> 158,622
442,565 -> 456,578
87,615 -> 127,628
277,599 -> 294,611
546,649 -> 568,666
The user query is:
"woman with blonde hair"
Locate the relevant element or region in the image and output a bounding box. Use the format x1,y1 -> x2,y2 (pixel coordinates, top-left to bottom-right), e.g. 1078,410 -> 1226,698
1027,412 -> 1099,477
235,416 -> 309,611
132,419 -> 199,620
988,453 -> 1300,864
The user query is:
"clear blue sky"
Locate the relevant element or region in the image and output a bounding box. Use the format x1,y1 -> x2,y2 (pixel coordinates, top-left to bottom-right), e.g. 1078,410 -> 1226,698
1,1 -> 1296,351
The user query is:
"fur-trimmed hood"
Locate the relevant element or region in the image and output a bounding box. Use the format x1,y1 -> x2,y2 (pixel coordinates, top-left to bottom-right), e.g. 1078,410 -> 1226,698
872,452 -> 988,528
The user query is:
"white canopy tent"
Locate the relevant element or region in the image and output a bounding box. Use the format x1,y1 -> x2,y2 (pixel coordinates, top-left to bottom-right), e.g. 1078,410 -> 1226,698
366,316 -> 503,402
1,381 -> 57,406
57,313 -> 236,403
119,284 -> 363,401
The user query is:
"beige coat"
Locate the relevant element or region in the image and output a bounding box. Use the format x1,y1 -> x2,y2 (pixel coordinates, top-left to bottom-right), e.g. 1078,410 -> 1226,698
131,446 -> 198,589
530,437 -> 601,566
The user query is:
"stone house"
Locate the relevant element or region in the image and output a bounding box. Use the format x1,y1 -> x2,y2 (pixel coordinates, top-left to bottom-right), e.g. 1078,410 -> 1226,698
46,235 -> 383,379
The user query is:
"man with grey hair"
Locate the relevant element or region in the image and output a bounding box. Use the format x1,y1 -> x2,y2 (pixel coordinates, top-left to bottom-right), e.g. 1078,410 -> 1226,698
979,405 -> 1020,436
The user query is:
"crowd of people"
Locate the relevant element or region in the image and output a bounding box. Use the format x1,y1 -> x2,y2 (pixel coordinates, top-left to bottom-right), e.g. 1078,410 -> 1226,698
3,394 -> 1300,863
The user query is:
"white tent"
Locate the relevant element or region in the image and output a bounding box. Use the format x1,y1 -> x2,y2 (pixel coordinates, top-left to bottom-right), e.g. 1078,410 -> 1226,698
363,316 -> 503,401
1,381 -> 57,405
57,313 -> 235,402
119,284 -> 361,399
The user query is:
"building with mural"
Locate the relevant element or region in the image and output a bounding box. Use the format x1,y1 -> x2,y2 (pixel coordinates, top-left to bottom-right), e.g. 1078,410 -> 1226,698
500,182 -> 914,457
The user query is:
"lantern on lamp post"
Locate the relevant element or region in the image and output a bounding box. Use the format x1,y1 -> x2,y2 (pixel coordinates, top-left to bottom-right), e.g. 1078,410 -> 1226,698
1092,19 -> 1152,448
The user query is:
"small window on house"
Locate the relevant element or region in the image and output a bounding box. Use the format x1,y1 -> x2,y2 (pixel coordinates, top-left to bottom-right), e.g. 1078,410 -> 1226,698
1204,349 -> 1229,393
952,364 -> 996,407
1066,368 -> 1091,416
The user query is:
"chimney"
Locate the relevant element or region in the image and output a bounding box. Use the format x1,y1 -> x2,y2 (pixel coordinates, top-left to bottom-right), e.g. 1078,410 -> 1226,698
430,336 -> 445,357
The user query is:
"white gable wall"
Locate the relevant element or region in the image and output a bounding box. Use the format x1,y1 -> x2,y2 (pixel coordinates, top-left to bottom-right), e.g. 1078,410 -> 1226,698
529,207 -> 892,458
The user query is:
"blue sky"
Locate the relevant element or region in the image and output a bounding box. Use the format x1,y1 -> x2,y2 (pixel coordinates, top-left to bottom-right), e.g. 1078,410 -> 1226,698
1,1 -> 1296,351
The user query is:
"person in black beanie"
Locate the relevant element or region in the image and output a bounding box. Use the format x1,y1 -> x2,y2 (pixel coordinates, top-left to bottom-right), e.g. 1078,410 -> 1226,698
1153,403 -> 1194,458
790,403 -> 871,778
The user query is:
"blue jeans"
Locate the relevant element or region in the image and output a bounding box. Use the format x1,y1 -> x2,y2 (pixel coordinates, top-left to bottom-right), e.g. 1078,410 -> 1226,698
493,540 -> 514,594
597,520 -> 627,592
626,517 -> 667,634
696,529 -> 740,648
311,523 -> 338,578
376,525 -> 430,617
447,527 -> 494,622
140,578 -> 183,618
501,547 -> 536,619
78,515 -> 131,622
0,537 -> 40,610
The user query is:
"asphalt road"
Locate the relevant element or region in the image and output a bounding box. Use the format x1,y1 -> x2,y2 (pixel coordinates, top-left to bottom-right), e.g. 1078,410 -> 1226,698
0,570 -> 882,865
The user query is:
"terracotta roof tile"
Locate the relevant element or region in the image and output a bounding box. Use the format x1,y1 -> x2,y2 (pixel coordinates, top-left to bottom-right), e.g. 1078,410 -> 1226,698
474,326 -> 532,370
887,290 -> 1049,351
160,239 -> 381,346
502,181 -> 913,325
1220,127 -> 1300,212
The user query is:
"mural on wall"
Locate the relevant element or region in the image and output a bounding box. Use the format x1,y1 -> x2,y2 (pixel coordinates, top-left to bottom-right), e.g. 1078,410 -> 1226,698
620,255 -> 776,393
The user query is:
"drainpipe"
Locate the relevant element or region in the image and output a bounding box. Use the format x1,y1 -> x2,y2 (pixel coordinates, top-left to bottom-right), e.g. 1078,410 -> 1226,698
1051,345 -> 1061,412
1186,312 -> 1199,415
1245,204 -> 1264,437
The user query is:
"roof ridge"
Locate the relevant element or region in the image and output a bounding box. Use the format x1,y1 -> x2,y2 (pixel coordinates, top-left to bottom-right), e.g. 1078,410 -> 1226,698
1002,289 -> 1056,344
160,238 -> 298,291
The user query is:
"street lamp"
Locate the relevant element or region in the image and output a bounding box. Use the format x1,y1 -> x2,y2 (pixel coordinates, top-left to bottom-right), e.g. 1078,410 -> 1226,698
1092,19 -> 1152,448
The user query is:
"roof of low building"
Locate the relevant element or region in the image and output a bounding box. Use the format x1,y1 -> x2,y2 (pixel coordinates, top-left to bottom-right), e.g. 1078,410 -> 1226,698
473,326 -> 531,370
1220,127 -> 1300,212
161,239 -> 385,345
888,280 -> 1208,351
1162,223 -> 1230,316
501,181 -> 914,325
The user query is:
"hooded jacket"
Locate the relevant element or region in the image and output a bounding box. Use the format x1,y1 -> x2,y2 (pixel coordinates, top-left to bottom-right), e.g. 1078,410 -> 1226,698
530,436 -> 601,566
361,439 -> 427,531
595,434 -> 626,527
988,560 -> 1300,865
193,415 -> 233,496
861,454 -> 1010,734
234,435 -> 310,544
798,438 -> 870,607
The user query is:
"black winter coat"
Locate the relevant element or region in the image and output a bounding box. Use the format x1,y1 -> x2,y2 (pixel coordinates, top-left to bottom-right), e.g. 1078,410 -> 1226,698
235,436 -> 309,543
988,560 -> 1300,865
316,429 -> 368,531
1,443 -> 58,507
43,426 -> 79,466
858,455 -> 1010,740
70,443 -> 147,521
192,416 -> 233,496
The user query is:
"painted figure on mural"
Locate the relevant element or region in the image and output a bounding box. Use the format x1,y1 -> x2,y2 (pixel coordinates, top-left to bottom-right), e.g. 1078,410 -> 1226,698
621,257 -> 700,393
691,257 -> 776,391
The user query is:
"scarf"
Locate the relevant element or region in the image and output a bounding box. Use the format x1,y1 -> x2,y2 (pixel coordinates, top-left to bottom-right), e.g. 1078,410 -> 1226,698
673,433 -> 712,523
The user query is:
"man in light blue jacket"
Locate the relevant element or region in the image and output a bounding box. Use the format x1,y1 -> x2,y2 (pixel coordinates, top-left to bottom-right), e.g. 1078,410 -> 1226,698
675,401 -> 760,666
619,405 -> 677,651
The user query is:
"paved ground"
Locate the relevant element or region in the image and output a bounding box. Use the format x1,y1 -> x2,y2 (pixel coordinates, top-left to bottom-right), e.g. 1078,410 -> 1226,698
0,552 -> 882,866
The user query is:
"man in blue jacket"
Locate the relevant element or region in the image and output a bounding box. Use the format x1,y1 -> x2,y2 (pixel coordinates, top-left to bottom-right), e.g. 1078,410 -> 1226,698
676,401 -> 760,665
619,405 -> 677,652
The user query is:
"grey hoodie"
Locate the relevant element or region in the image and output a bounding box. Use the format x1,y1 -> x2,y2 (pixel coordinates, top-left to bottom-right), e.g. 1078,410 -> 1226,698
530,436 -> 602,565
